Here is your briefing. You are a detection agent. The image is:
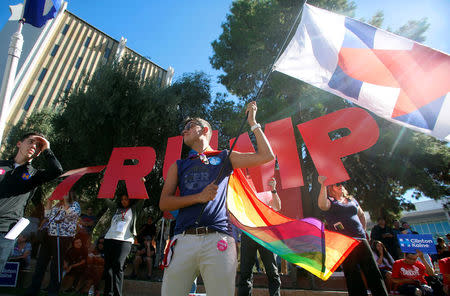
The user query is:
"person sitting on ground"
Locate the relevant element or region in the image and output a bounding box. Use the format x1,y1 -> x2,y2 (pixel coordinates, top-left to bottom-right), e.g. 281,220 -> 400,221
439,257 -> 450,296
61,237 -> 88,292
131,235 -> 155,279
391,250 -> 434,296
8,234 -> 32,269
371,240 -> 395,290
137,216 -> 157,244
76,238 -> 105,296
78,206 -> 97,247
437,237 -> 450,260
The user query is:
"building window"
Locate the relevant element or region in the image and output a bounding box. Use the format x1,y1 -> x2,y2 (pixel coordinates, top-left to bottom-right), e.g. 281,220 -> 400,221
158,70 -> 163,85
62,24 -> 69,35
24,95 -> 34,111
75,57 -> 83,69
84,37 -> 91,47
38,68 -> 47,82
50,45 -> 59,56
104,48 -> 111,59
141,68 -> 146,79
65,80 -> 73,92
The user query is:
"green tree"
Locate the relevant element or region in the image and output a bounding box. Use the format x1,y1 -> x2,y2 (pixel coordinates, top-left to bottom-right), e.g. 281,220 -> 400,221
1,56 -> 216,228
52,57 -> 213,212
393,18 -> 430,43
210,0 -> 449,220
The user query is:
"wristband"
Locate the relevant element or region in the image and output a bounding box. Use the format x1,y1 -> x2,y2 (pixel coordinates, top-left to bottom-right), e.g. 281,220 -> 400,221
271,190 -> 277,194
250,123 -> 261,132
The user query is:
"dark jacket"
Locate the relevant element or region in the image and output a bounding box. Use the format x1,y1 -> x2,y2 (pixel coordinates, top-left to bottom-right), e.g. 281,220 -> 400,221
0,149 -> 63,232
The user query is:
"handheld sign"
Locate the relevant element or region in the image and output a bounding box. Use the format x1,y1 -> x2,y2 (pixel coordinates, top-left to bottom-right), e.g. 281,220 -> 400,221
398,234 -> 437,254
0,262 -> 20,287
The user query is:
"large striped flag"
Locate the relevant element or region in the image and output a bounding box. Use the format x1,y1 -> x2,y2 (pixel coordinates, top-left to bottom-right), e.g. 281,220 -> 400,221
274,4 -> 450,141
227,169 -> 359,280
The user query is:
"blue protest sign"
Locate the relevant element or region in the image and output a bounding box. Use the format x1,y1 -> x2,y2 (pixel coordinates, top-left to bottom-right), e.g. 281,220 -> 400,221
0,262 -> 20,287
397,234 -> 437,254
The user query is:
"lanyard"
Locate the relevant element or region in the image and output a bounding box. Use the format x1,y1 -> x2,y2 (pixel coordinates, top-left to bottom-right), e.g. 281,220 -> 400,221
121,208 -> 129,221
188,149 -> 221,165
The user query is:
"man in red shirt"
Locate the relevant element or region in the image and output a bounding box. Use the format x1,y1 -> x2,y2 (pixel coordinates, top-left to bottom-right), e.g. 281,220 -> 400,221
439,257 -> 450,295
391,250 -> 434,296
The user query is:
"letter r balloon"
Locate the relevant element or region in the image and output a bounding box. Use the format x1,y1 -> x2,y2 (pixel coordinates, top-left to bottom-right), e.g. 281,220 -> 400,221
98,147 -> 156,199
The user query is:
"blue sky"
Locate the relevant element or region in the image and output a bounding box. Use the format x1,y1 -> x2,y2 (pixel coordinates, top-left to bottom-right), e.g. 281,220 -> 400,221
1,0 -> 448,202
1,0 -> 448,100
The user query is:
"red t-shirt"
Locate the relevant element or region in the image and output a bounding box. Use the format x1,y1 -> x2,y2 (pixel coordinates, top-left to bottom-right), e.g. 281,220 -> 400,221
392,259 -> 427,284
439,257 -> 450,285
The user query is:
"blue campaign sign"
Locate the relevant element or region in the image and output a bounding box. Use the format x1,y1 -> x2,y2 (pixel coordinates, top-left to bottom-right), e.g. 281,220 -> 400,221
397,234 -> 437,254
0,262 -> 19,287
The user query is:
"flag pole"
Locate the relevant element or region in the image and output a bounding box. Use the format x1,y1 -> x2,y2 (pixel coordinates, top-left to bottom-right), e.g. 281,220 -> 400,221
194,1 -> 306,226
0,18 -> 25,146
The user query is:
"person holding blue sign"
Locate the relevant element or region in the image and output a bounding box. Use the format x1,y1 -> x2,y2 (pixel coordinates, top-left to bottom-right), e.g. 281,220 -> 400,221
0,132 -> 63,273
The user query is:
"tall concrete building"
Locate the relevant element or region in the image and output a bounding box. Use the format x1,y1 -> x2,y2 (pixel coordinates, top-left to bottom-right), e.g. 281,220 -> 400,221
0,2 -> 174,136
401,198 -> 450,239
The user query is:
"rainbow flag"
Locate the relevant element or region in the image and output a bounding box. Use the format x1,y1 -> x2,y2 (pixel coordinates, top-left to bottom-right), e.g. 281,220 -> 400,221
227,169 -> 359,280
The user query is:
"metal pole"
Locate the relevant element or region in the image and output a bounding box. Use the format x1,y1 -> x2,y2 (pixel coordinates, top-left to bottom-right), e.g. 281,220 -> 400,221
0,20 -> 24,145
157,217 -> 165,266
56,222 -> 61,283
195,2 -> 306,225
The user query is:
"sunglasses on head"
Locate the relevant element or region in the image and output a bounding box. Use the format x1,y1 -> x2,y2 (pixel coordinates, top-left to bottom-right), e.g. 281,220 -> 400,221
183,121 -> 203,131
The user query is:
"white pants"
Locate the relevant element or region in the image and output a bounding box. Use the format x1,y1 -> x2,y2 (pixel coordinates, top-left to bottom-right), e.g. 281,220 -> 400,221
161,232 -> 237,296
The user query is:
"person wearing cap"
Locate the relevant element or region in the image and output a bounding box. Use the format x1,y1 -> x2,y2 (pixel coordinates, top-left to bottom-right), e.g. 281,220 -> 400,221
317,176 -> 388,296
159,101 -> 274,296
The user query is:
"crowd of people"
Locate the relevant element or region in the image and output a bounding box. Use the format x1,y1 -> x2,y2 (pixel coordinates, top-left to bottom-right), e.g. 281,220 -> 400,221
1,104 -> 449,296
318,176 -> 450,296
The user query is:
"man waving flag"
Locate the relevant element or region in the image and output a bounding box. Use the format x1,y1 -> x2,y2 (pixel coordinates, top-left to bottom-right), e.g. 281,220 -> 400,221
274,4 -> 450,141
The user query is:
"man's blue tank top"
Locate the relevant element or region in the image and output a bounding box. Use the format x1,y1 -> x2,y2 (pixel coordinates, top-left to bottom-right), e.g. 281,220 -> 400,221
321,197 -> 365,239
174,150 -> 233,236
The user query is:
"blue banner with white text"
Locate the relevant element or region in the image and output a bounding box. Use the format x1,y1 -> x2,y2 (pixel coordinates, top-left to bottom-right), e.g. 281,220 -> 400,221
398,234 -> 437,254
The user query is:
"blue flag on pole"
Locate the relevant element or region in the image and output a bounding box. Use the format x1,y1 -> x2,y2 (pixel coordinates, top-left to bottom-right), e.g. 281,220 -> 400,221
23,0 -> 62,28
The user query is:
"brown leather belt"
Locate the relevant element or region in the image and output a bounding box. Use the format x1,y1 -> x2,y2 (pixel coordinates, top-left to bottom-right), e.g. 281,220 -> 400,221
183,226 -> 217,235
